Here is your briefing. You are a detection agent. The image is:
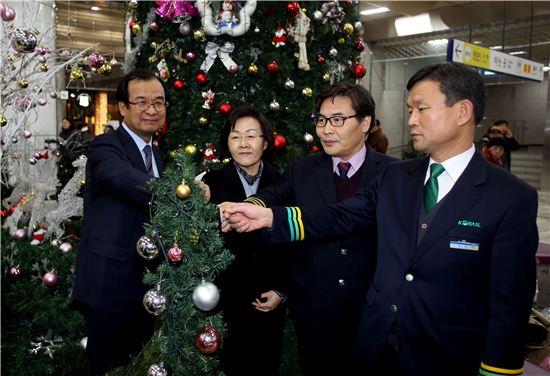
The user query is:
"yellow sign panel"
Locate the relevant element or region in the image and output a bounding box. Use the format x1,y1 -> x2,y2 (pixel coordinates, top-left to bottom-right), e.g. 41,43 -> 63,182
462,42 -> 490,69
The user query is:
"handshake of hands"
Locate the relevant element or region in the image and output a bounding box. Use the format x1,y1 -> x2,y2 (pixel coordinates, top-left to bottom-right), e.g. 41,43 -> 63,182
217,202 -> 274,233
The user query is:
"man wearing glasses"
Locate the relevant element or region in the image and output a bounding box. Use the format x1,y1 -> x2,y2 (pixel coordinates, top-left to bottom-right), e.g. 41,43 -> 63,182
244,83 -> 395,375
73,70 -> 166,375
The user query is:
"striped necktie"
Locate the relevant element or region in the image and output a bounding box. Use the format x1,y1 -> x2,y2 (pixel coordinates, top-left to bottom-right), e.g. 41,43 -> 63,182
337,161 -> 352,180
143,145 -> 154,176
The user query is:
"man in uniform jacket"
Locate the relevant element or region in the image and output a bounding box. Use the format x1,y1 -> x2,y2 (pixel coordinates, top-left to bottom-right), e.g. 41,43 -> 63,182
223,63 -> 538,376
244,83 -> 396,375
73,70 -> 166,375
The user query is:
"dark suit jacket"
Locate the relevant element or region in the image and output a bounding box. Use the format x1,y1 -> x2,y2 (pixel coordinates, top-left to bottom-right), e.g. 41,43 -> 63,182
73,126 -> 164,312
251,146 -> 395,342
267,151 -> 538,376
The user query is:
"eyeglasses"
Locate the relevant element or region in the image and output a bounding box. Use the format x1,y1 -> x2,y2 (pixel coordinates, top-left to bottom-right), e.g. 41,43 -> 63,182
315,114 -> 360,128
127,100 -> 168,112
228,134 -> 264,144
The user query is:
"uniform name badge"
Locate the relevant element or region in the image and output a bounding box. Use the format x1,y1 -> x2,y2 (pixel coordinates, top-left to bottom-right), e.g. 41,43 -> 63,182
450,240 -> 479,251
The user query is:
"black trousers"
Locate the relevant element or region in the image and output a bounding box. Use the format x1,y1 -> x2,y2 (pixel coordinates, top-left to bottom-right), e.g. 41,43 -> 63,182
79,302 -> 154,375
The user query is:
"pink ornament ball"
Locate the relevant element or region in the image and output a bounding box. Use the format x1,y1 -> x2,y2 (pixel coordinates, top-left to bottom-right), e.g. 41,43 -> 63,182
59,242 -> 73,255
43,271 -> 58,287
1,4 -> 16,22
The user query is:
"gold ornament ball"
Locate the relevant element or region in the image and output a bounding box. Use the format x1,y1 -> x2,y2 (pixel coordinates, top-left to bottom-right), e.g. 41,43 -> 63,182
176,183 -> 192,199
98,64 -> 112,76
322,73 -> 330,82
343,23 -> 354,35
18,79 -> 29,89
40,64 -> 48,72
189,230 -> 200,245
294,52 -> 300,61
194,29 -> 206,42
132,23 -> 141,34
148,55 -> 158,64
70,69 -> 84,80
247,64 -> 259,75
80,178 -> 86,186
169,150 -> 177,158
301,87 -> 313,98
338,37 -> 346,45
0,115 -> 7,127
185,144 -> 198,156
198,116 -> 209,126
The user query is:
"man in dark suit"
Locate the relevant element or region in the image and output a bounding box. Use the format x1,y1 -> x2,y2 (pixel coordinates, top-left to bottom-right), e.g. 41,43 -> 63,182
73,70 -> 166,375
243,83 -> 395,375
223,62 -> 538,376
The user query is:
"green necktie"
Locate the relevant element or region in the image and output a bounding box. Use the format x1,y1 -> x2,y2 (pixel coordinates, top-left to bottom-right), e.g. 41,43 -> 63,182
423,163 -> 445,213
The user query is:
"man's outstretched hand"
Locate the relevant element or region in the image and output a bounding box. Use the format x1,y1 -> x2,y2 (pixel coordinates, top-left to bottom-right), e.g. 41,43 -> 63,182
218,202 -> 274,233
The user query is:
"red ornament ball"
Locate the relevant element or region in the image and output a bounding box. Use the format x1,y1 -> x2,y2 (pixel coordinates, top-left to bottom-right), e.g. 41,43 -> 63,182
311,145 -> 320,152
43,271 -> 58,287
219,102 -> 233,116
355,42 -> 365,52
266,60 -> 279,74
195,72 -> 208,86
316,55 -> 325,64
274,134 -> 287,151
351,63 -> 367,78
9,265 -> 21,279
186,51 -> 196,62
173,79 -> 185,91
195,325 -> 221,354
129,20 -> 137,30
167,246 -> 184,263
286,2 -> 300,17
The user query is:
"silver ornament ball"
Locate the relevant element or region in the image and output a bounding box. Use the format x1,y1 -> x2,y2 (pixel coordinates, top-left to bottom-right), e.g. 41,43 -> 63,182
304,132 -> 314,144
179,22 -> 192,36
284,79 -> 295,90
269,100 -> 280,112
136,235 -> 159,260
192,281 -> 220,311
49,91 -> 58,99
148,363 -> 168,376
11,29 -> 38,53
79,337 -> 88,350
143,288 -> 167,316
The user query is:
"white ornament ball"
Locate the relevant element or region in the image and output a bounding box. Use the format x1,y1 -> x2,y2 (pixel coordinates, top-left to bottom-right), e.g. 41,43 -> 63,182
192,281 -> 220,311
313,10 -> 323,21
79,337 -> 88,350
304,132 -> 314,144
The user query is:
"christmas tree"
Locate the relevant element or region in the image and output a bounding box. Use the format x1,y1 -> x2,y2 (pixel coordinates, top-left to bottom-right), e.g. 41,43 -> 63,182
122,1 -> 363,374
128,0 -> 364,168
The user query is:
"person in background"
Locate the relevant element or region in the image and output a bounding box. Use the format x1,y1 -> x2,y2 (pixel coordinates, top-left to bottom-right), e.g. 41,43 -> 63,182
492,119 -> 520,171
73,69 -> 166,375
242,83 -> 396,375
59,116 -> 77,140
200,105 -> 286,376
482,136 -> 506,167
222,62 -> 538,376
367,119 -> 389,154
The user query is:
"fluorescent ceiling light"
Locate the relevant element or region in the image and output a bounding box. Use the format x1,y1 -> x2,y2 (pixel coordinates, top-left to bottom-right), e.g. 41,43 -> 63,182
489,45 -> 502,50
395,13 -> 432,36
543,66 -> 550,72
509,51 -> 526,55
360,7 -> 389,16
90,6 -> 101,11
427,39 -> 448,46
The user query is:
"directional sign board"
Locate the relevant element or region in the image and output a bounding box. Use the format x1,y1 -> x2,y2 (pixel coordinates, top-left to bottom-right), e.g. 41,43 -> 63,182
447,38 -> 544,82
